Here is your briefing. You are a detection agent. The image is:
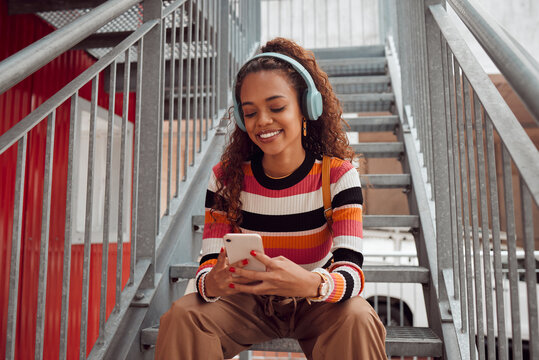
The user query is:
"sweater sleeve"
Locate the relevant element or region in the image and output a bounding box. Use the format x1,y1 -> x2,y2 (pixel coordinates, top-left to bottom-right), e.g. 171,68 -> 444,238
323,160 -> 365,303
195,164 -> 234,302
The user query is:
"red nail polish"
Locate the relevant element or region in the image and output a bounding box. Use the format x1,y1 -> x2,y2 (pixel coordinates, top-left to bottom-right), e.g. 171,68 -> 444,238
229,267 -> 235,273
229,283 -> 235,289
220,247 -> 224,253
250,250 -> 257,257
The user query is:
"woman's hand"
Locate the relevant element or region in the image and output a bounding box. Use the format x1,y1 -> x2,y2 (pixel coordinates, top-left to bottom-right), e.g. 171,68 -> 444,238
204,248 -> 253,298
230,251 -> 322,298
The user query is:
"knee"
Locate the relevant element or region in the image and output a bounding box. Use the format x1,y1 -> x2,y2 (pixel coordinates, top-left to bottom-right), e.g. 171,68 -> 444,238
161,295 -> 202,327
342,298 -> 385,333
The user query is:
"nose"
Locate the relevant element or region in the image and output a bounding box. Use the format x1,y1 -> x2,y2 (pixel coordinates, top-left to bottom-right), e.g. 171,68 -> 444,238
256,109 -> 273,127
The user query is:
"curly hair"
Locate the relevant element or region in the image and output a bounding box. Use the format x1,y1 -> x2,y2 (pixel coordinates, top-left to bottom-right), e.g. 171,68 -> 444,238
213,37 -> 356,229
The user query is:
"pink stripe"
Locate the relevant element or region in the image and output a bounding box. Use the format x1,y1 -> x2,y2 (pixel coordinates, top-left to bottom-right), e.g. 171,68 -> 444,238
265,240 -> 332,265
203,223 -> 232,239
332,219 -> 363,237
243,173 -> 322,197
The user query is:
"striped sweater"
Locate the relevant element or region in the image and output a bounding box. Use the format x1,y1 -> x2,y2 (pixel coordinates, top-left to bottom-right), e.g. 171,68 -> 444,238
197,151 -> 365,303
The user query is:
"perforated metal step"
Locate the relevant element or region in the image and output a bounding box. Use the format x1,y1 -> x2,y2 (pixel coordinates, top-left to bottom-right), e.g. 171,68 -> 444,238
360,174 -> 411,188
338,93 -> 395,112
318,57 -> 387,76
169,264 -> 429,284
345,115 -> 399,132
140,326 -> 442,357
330,75 -> 391,94
352,142 -> 404,158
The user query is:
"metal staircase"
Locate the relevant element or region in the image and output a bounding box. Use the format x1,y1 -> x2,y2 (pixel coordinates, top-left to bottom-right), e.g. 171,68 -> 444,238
1,0 -> 538,359
138,44 -> 444,358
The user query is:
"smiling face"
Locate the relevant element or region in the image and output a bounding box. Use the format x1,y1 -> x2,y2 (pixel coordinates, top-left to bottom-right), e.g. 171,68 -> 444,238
240,70 -> 305,163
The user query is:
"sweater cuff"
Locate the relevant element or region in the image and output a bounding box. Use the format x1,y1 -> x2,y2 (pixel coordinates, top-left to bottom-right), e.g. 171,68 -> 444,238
196,271 -> 221,303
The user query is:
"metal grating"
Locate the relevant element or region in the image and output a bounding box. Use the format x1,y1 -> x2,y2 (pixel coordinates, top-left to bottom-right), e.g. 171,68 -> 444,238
35,1 -> 210,61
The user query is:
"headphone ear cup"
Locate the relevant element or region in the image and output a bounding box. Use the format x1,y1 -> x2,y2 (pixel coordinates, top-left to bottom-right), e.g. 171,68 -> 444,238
233,99 -> 247,131
304,89 -> 323,120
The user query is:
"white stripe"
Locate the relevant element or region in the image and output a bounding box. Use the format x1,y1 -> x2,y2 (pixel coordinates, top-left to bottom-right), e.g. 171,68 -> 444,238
332,236 -> 363,252
202,237 -> 224,255
241,223 -> 329,237
240,188 -> 323,215
331,167 -> 361,200
336,265 -> 361,297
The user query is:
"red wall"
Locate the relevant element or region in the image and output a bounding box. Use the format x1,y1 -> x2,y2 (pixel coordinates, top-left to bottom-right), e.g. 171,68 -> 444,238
0,1 -> 136,358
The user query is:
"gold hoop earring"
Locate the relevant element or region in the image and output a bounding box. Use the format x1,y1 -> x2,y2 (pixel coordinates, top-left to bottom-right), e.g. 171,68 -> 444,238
303,117 -> 307,137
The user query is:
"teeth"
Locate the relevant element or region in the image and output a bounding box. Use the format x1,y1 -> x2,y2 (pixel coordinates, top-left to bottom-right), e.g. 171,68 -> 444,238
259,130 -> 281,139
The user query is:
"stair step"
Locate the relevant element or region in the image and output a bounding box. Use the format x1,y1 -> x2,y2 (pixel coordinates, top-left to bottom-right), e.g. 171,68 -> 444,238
330,75 -> 391,94
318,57 -> 387,76
360,174 -> 410,188
170,264 -> 429,283
311,45 -> 385,60
352,142 -> 404,158
140,326 -> 442,356
345,115 -> 399,132
364,215 -> 418,228
338,93 -> 394,112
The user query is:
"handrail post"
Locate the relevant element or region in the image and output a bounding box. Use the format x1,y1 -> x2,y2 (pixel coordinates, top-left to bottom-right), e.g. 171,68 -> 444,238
218,0 -> 230,110
136,0 -> 163,289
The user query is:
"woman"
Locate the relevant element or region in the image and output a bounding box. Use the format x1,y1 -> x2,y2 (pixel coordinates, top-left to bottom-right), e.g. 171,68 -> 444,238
155,37 -> 386,359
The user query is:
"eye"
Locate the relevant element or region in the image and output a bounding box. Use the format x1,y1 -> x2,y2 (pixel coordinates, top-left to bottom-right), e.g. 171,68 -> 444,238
271,106 -> 285,113
244,112 -> 256,118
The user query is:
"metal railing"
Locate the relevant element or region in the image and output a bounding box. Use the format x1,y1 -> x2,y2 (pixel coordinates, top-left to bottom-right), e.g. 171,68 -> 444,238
0,0 -> 260,358
382,0 -> 539,359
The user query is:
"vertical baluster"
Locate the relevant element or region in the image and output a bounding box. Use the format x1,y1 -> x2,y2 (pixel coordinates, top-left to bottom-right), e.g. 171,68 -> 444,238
443,43 -> 459,299
34,111 -> 55,359
205,0 -> 211,133
158,18 -> 166,228
59,94 -> 78,360
167,10 -> 177,215
519,180 -> 538,359
463,76 -> 485,360
199,0 -> 206,146
456,68 -> 476,360
99,60 -> 117,337
484,116 -> 508,359
211,0 -> 217,125
176,3 -> 185,191
473,94 -> 496,359
80,75 -> 99,359
192,0 -> 200,161
501,145 -> 523,359
184,0 -> 193,179
5,135 -> 27,360
116,48 -> 131,309
131,39 -> 144,285
452,56 -> 467,333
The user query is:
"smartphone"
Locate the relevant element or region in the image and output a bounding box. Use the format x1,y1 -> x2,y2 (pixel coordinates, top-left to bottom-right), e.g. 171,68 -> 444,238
223,233 -> 266,272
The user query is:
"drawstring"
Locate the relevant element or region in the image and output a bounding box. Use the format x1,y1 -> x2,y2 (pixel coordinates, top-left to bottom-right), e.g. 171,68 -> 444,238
262,296 -> 300,333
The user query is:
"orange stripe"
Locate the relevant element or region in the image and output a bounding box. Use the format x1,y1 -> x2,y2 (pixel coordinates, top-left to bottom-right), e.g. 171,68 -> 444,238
333,207 -> 363,222
205,210 -> 228,224
262,230 -> 330,250
327,272 -> 345,302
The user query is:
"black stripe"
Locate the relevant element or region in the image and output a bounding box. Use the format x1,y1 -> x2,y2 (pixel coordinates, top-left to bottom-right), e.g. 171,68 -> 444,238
332,187 -> 363,208
205,189 -> 227,209
335,269 -> 355,301
333,248 -> 363,268
251,151 -> 316,190
200,253 -> 219,265
240,208 -> 326,232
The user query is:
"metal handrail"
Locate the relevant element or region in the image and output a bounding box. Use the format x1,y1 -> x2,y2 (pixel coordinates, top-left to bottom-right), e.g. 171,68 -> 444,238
0,20 -> 158,156
0,0 -> 142,94
447,0 -> 539,125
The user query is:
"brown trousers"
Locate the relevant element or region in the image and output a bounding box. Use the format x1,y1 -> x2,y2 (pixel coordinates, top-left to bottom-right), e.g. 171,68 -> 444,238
155,292 -> 387,360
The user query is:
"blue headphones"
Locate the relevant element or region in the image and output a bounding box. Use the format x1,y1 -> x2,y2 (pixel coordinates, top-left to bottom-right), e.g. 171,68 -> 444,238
233,52 -> 323,131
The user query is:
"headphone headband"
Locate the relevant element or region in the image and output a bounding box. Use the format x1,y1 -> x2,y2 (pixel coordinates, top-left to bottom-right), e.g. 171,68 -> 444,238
233,52 -> 323,131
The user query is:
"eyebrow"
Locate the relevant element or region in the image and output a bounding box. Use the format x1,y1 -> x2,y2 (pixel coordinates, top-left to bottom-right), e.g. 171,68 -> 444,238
241,95 -> 285,106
